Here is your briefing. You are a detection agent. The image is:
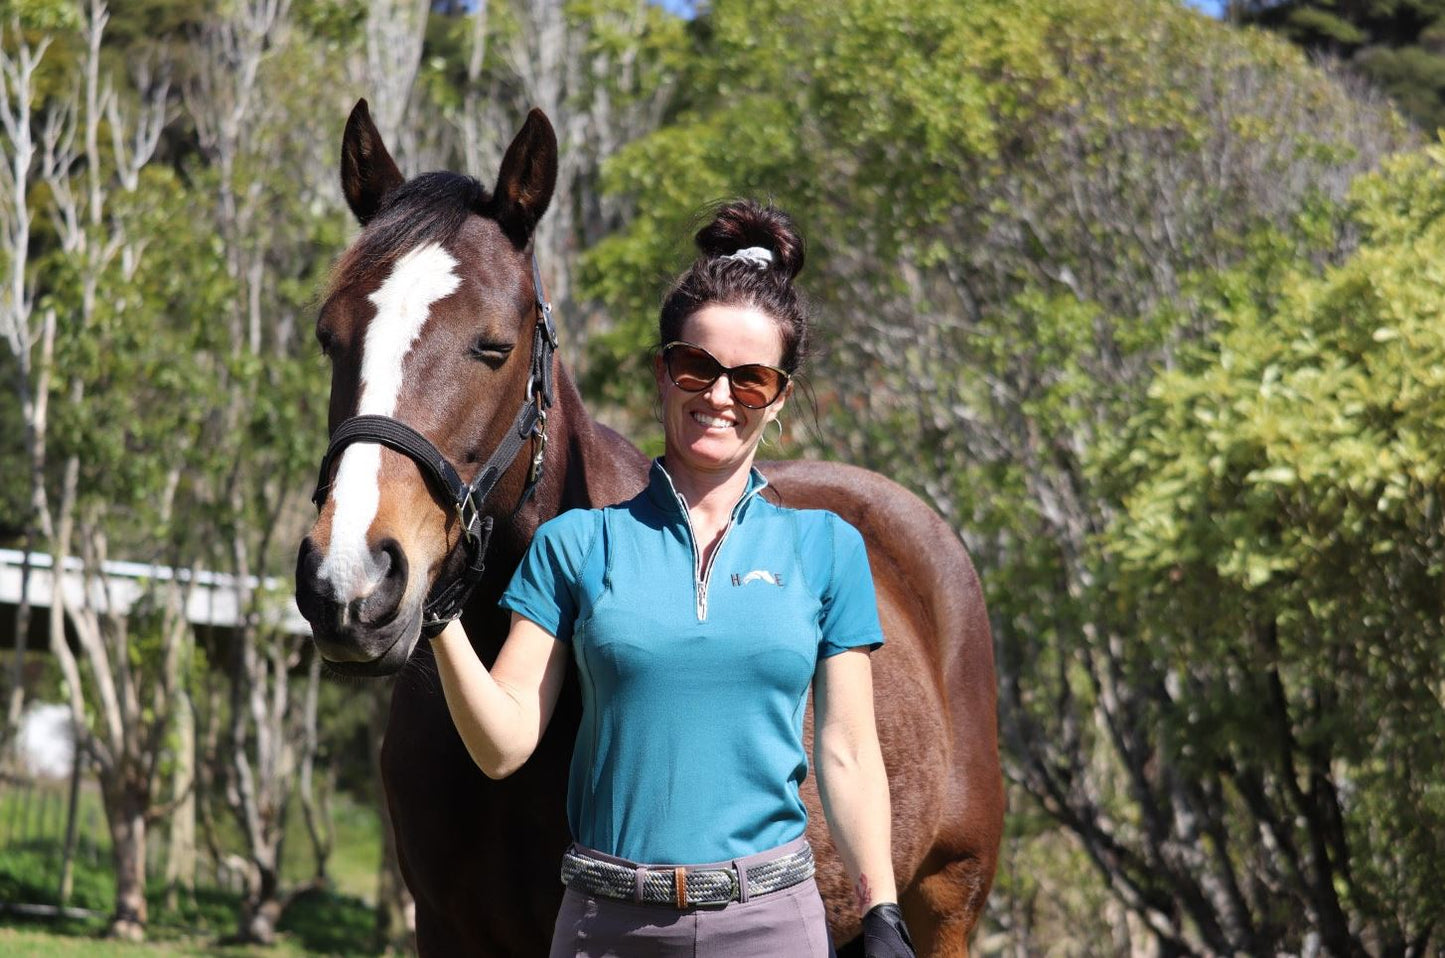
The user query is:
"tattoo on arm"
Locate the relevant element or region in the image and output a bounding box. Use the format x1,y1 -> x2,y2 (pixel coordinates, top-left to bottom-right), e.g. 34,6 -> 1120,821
854,873 -> 871,914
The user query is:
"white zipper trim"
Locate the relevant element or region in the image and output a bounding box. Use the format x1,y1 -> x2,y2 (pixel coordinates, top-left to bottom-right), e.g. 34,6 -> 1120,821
659,466 -> 765,623
672,490 -> 707,620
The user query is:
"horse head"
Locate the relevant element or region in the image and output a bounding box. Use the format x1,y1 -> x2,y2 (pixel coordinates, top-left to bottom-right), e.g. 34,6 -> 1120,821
295,99 -> 557,675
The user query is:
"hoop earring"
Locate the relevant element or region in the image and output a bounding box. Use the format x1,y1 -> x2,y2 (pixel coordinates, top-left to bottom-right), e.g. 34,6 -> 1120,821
762,417 -> 784,448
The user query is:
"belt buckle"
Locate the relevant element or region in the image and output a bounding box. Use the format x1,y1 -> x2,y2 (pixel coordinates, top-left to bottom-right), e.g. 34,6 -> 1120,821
695,866 -> 739,908
724,866 -> 740,904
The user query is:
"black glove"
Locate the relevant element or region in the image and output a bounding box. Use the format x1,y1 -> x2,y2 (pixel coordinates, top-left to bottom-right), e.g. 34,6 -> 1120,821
862,902 -> 916,958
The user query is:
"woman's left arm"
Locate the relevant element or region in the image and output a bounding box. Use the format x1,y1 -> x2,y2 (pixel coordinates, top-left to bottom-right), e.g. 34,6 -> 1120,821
814,648 -> 917,957
813,647 -> 896,911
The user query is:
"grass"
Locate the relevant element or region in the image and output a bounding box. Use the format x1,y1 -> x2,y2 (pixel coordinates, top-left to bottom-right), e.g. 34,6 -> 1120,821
0,913 -> 367,956
0,784 -> 385,955
0,855 -> 378,955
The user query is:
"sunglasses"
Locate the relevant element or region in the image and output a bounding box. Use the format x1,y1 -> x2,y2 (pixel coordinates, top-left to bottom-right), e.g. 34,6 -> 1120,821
661,341 -> 791,409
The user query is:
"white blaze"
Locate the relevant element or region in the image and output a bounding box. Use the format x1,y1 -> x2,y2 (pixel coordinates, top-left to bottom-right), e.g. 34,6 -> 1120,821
319,243 -> 461,601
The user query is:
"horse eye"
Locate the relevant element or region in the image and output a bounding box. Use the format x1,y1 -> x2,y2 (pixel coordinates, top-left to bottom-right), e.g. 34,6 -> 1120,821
469,340 -> 514,365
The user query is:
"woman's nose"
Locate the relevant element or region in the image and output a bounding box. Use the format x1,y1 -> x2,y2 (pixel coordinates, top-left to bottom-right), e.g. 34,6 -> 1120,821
702,373 -> 733,406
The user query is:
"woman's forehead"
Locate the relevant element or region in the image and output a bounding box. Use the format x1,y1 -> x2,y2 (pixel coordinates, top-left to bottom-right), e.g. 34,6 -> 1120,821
679,304 -> 784,364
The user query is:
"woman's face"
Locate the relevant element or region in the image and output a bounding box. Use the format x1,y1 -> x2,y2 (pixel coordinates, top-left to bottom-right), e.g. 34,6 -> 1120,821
655,303 -> 790,483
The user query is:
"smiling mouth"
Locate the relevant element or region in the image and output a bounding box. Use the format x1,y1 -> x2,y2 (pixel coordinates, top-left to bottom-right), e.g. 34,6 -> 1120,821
691,411 -> 736,429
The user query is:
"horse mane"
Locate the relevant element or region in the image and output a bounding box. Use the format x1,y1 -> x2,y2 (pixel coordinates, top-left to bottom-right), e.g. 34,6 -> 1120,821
327,171 -> 491,299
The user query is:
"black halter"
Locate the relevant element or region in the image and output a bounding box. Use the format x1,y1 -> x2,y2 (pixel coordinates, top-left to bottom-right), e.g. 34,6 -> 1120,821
310,253 -> 557,634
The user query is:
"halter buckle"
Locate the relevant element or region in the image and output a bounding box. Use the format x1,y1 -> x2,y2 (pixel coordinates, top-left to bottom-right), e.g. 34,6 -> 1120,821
458,491 -> 481,540
540,301 -> 558,349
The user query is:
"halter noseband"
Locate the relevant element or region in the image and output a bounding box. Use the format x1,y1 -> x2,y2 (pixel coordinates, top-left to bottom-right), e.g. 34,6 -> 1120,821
309,252 -> 557,634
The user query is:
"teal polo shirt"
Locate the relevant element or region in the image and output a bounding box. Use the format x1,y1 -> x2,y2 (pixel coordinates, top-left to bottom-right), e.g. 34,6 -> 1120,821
499,458 -> 884,865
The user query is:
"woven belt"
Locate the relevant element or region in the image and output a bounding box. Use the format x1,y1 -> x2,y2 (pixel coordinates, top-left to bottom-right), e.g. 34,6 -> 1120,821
560,844 -> 815,909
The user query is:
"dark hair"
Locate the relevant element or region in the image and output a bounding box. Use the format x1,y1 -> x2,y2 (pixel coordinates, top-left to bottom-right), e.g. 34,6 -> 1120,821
658,200 -> 810,373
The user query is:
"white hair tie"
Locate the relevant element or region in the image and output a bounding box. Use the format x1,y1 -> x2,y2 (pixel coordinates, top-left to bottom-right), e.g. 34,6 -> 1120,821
721,246 -> 773,269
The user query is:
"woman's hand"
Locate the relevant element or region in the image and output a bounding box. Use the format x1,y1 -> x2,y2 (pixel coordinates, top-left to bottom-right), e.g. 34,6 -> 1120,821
862,902 -> 917,958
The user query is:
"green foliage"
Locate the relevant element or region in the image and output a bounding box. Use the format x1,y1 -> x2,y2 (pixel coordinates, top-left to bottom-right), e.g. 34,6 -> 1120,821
1242,0 -> 1445,130
1107,141 -> 1445,932
275,888 -> 377,955
0,0 -> 80,33
42,168 -> 236,548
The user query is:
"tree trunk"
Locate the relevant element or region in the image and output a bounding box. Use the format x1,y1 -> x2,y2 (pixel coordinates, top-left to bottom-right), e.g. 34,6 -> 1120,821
163,690 -> 197,911
57,737 -> 84,905
4,542 -> 34,759
105,781 -> 148,941
237,855 -> 284,945
297,651 -> 332,884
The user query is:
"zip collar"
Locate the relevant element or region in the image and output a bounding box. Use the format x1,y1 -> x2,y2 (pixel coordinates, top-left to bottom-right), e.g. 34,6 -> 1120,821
647,458 -> 769,622
646,458 -> 768,520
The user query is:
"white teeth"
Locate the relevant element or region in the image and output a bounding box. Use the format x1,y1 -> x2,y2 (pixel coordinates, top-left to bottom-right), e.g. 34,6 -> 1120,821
692,412 -> 733,428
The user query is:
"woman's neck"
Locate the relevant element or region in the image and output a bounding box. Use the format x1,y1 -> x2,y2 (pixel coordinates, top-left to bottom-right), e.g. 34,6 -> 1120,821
661,455 -> 756,521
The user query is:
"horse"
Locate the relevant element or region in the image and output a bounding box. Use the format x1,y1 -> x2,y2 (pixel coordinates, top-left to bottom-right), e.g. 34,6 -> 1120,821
295,99 -> 1003,957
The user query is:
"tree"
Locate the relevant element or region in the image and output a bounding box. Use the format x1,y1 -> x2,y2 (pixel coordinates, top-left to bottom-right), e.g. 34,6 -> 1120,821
0,0 -> 67,761
1106,140 -> 1445,956
179,0 -> 348,942
420,0 -> 686,374
2,0 -> 205,938
1230,0 -> 1445,131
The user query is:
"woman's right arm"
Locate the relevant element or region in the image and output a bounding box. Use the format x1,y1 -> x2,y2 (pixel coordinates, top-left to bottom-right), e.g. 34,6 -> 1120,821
430,611 -> 571,779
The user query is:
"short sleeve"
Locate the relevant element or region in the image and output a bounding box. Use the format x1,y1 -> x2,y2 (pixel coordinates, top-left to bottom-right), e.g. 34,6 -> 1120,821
819,514 -> 885,658
499,509 -> 598,644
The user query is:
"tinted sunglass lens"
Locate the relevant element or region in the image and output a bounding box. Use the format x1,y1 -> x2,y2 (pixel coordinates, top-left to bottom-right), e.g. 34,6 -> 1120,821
666,345 -> 720,390
730,369 -> 781,407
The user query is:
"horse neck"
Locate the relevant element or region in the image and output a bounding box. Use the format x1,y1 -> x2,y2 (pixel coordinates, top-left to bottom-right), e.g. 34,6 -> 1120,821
485,356 -> 641,562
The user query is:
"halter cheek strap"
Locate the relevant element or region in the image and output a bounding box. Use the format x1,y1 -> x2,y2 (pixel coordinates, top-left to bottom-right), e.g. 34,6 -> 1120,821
309,251 -> 556,633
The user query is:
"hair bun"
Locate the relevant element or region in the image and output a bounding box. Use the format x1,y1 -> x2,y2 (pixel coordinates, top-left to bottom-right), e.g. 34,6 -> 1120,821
694,200 -> 805,281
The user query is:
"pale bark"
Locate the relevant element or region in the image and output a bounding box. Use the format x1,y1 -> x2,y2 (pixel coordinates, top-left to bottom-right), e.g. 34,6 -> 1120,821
360,0 -> 430,174
163,690 -> 197,910
459,0 -> 496,176
0,16 -> 54,756
297,651 -> 333,884
104,784 -> 148,942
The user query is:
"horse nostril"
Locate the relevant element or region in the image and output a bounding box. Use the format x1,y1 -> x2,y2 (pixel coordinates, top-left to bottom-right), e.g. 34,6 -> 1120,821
360,538 -> 409,625
377,538 -> 407,582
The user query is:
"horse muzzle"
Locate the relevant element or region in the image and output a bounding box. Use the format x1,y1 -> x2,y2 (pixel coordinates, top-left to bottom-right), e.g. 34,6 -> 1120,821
295,536 -> 424,674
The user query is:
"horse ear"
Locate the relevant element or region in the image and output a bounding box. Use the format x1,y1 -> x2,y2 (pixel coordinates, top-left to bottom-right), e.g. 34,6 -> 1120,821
340,99 -> 404,226
491,108 -> 557,247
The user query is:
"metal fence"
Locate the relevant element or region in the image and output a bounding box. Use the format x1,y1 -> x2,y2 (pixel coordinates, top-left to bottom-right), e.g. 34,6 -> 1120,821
0,768 -> 109,919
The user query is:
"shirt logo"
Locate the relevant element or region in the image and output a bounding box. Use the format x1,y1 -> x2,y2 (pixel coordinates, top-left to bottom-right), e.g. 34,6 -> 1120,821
731,570 -> 784,587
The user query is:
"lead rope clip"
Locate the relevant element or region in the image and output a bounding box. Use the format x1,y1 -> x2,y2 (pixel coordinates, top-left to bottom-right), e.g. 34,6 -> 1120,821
528,409 -> 549,485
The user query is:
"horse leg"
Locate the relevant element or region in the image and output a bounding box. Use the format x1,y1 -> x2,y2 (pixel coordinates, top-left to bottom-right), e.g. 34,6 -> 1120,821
414,896 -> 475,958
901,854 -> 994,958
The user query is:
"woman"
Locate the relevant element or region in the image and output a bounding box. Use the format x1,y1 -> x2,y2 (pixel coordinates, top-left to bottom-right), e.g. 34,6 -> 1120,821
430,200 -> 916,958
